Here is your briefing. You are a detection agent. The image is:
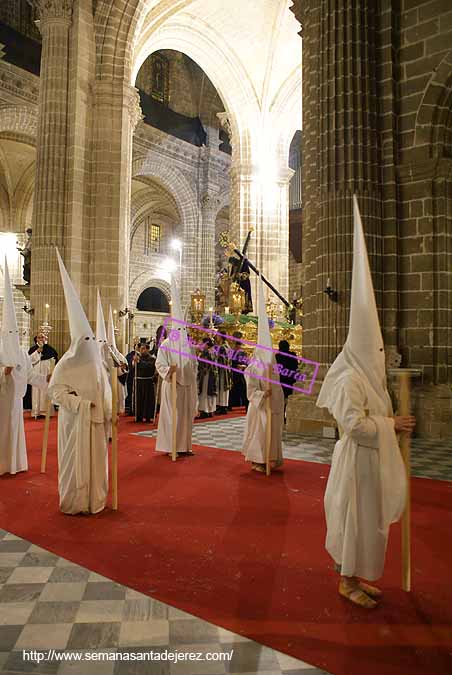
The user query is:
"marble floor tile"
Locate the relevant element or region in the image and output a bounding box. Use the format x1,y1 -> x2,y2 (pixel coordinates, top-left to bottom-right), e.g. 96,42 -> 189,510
67,622 -> 121,649
48,567 -> 90,584
0,584 -> 44,603
82,582 -> 127,601
75,600 -> 125,623
118,619 -> 169,647
15,622 -> 73,650
6,567 -> 53,585
28,601 -> 80,624
122,598 -> 168,622
0,602 -> 35,626
0,625 -> 23,650
169,618 -> 220,645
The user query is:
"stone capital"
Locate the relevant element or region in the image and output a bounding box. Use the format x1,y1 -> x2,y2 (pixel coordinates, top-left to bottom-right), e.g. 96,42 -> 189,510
201,192 -> 221,216
94,81 -> 143,130
27,0 -> 73,23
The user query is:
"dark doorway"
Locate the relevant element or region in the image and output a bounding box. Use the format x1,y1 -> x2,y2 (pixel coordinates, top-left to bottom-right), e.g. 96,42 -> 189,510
137,287 -> 170,313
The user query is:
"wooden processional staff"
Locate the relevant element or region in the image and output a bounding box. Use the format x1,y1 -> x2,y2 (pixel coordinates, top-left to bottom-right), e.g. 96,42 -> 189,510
389,367 -> 422,592
40,362 -> 55,474
265,364 -> 272,477
171,367 -> 177,462
110,364 -> 119,510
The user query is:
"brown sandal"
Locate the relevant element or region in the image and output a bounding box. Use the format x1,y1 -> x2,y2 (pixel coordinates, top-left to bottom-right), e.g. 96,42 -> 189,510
358,582 -> 383,599
339,580 -> 377,609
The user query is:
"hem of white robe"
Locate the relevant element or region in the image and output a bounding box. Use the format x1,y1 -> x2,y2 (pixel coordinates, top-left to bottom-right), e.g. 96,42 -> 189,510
0,466 -> 27,476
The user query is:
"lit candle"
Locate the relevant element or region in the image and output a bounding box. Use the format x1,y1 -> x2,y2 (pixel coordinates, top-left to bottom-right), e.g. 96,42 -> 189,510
327,277 -> 331,288
225,306 -> 230,315
209,306 -> 213,326
44,303 -> 50,324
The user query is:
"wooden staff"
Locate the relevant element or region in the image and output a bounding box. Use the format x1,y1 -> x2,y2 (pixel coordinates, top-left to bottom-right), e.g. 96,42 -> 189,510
399,370 -> 411,592
133,350 -> 138,421
153,375 -> 161,423
265,364 -> 272,477
41,362 -> 55,473
171,367 -> 177,462
111,365 -> 119,510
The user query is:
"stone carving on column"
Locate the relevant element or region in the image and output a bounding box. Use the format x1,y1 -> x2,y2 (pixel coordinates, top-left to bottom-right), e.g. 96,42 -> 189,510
94,81 -> 143,129
201,193 -> 220,214
27,0 -> 73,22
216,112 -> 233,147
125,86 -> 144,131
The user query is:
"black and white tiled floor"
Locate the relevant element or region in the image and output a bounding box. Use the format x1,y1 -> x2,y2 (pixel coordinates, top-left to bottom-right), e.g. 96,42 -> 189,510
0,529 -> 330,675
136,416 -> 452,482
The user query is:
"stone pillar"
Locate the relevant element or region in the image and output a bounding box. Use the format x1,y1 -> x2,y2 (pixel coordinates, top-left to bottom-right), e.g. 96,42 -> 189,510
29,0 -> 73,353
90,79 -> 142,332
218,113 -> 293,308
229,161 -> 293,308
287,0 -> 384,433
200,193 -> 220,308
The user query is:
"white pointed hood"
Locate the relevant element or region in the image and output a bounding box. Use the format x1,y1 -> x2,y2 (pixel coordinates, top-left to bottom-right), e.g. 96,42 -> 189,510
0,257 -> 21,366
96,289 -> 108,344
317,194 -> 391,413
49,249 -> 105,418
108,305 -> 127,366
256,273 -> 273,366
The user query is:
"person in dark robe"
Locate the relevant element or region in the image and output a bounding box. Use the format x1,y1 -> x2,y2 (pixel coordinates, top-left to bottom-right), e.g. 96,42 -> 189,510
134,343 -> 156,423
125,341 -> 139,415
228,331 -> 249,410
197,339 -> 218,418
275,339 -> 299,422
24,333 -> 58,414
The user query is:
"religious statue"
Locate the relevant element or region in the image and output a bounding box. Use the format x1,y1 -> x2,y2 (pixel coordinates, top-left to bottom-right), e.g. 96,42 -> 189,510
17,227 -> 32,285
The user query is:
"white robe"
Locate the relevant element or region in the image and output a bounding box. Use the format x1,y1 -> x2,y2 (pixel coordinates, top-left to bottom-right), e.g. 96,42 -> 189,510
0,351 -> 48,475
242,366 -> 284,464
155,345 -> 198,454
198,374 -> 216,413
48,383 -> 109,515
29,351 -> 54,417
324,372 -> 405,581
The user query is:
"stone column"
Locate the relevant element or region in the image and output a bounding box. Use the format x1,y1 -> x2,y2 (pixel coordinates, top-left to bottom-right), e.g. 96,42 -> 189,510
219,113 -> 293,307
287,0 -> 384,433
29,0 -> 73,353
227,161 -> 292,308
200,192 -> 220,308
90,79 -> 142,330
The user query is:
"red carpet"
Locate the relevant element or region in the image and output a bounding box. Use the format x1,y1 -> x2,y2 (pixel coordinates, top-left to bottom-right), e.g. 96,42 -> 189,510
1,414 -> 452,675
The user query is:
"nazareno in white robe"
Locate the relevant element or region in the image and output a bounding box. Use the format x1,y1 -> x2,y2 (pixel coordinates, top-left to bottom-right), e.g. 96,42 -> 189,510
323,369 -> 406,581
29,350 -> 54,417
48,372 -> 110,515
242,362 -> 284,464
155,338 -> 198,453
0,350 -> 48,475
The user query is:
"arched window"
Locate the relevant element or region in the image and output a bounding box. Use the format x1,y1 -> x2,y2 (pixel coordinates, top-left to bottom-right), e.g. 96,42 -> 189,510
144,219 -> 160,254
137,287 -> 170,313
